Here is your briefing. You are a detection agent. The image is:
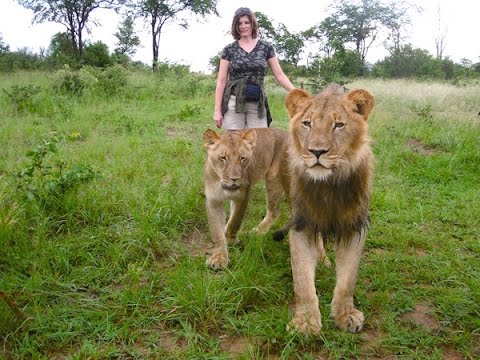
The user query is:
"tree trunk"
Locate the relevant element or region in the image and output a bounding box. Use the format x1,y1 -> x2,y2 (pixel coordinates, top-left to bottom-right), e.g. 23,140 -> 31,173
152,22 -> 159,71
152,36 -> 158,71
78,29 -> 83,58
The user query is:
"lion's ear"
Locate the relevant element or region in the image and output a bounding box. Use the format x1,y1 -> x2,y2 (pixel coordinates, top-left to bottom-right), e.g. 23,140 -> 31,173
286,89 -> 311,118
242,129 -> 257,149
346,89 -> 375,121
203,129 -> 220,148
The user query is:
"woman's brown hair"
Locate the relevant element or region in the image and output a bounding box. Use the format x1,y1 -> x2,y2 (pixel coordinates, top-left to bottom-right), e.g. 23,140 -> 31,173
231,7 -> 259,40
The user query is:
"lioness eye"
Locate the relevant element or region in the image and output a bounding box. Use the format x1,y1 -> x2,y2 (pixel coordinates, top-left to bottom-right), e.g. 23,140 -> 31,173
302,120 -> 311,128
220,156 -> 227,161
335,122 -> 345,129
240,156 -> 247,162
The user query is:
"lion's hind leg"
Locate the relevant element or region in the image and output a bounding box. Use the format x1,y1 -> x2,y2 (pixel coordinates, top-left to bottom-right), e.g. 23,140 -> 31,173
316,233 -> 331,268
330,229 -> 366,333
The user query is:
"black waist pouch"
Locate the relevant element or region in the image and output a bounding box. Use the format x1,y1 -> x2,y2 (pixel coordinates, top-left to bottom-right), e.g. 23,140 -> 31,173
245,83 -> 261,101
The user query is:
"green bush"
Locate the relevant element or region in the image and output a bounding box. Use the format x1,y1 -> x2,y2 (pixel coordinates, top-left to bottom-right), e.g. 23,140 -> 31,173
94,64 -> 128,96
2,84 -> 41,112
83,41 -> 113,68
13,134 -> 99,211
53,66 -> 97,96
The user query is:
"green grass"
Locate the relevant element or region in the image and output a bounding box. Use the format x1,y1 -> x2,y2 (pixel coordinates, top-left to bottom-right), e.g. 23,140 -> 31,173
0,70 -> 479,359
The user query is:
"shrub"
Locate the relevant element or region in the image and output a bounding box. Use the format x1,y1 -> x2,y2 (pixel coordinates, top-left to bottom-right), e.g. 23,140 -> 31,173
2,84 -> 41,112
94,64 -> 128,96
53,66 -> 98,96
13,134 -> 99,211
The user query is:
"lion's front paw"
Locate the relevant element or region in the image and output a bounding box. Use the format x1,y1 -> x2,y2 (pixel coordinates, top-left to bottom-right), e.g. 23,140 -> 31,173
206,250 -> 228,270
332,307 -> 364,333
287,311 -> 322,335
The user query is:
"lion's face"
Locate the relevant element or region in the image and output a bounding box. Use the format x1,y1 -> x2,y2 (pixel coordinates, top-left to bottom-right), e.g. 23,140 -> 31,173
286,86 -> 374,182
203,129 -> 257,192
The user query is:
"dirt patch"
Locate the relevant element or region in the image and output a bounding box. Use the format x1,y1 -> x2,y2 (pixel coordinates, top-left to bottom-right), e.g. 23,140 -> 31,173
402,304 -> 439,330
407,139 -> 438,156
182,227 -> 211,257
219,335 -> 256,359
360,328 -> 383,353
165,127 -> 177,137
370,248 -> 388,256
440,346 -> 465,360
157,329 -> 186,353
161,175 -> 172,186
414,249 -> 429,257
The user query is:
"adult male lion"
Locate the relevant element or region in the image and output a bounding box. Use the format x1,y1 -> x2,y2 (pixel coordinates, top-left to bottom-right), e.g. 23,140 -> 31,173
284,84 -> 375,334
203,128 -> 290,270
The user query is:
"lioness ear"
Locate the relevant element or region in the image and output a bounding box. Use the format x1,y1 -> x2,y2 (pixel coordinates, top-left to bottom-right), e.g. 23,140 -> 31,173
346,89 -> 375,121
285,89 -> 311,118
203,129 -> 220,148
242,129 -> 257,149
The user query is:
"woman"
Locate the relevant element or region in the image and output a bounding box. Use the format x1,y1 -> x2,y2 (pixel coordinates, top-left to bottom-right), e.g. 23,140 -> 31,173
213,7 -> 295,130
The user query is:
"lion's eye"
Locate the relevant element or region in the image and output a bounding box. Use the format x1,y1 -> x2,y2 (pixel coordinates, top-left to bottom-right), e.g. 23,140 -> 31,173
240,156 -> 247,162
219,155 -> 227,161
302,120 -> 311,128
335,122 -> 345,129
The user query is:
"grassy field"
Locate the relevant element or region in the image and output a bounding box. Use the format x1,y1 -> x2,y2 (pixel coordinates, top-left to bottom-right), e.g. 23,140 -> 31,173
0,68 -> 479,359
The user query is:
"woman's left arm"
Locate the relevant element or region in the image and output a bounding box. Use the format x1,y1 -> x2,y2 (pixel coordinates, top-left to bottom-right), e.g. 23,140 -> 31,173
268,56 -> 295,92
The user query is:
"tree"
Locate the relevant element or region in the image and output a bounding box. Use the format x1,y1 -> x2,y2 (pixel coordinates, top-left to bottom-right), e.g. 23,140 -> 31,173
304,16 -> 346,60
48,32 -> 77,67
134,0 -> 218,70
272,24 -> 304,67
114,16 -> 141,58
17,0 -> 123,60
372,44 -> 443,79
255,13 -> 304,68
0,33 -> 10,53
83,41 -> 112,67
320,0 -> 416,76
383,1 -> 421,52
434,5 -> 447,59
208,52 -> 221,73
255,12 -> 276,42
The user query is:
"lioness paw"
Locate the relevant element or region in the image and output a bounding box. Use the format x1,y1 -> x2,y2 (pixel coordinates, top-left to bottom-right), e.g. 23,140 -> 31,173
206,251 -> 228,271
287,313 -> 322,335
332,308 -> 364,333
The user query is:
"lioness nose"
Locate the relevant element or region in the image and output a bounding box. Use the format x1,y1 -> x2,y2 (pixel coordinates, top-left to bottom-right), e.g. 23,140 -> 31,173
309,148 -> 329,159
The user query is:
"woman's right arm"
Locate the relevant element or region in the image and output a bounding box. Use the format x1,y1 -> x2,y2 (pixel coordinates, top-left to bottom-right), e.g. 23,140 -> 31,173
213,59 -> 230,128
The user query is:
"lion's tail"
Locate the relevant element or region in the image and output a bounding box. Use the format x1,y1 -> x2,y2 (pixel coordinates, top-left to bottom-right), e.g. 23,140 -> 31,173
272,225 -> 290,241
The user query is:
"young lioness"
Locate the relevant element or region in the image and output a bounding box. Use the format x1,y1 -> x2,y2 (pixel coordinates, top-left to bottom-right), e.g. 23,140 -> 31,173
203,128 -> 290,270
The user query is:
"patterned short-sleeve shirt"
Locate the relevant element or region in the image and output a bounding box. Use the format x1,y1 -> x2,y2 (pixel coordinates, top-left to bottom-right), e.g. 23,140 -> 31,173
221,39 -> 276,85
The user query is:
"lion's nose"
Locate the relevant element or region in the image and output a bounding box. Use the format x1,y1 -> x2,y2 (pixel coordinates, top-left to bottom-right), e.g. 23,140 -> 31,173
309,148 -> 329,159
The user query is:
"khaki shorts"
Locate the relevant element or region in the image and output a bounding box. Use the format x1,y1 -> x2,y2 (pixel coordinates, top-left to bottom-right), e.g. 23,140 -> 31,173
223,95 -> 268,130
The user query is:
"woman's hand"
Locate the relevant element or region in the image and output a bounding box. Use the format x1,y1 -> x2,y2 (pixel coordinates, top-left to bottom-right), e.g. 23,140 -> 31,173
213,110 -> 223,128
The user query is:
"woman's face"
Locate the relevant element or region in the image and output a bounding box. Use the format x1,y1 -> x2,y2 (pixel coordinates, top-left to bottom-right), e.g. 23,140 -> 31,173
237,15 -> 252,37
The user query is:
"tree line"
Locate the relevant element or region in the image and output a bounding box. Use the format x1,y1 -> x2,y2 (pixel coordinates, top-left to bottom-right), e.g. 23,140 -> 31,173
1,0 -> 479,83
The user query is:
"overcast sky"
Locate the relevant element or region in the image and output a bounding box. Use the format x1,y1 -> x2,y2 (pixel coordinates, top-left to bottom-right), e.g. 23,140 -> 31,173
0,0 -> 478,73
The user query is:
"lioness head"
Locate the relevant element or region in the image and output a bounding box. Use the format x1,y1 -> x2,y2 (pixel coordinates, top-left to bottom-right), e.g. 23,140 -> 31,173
286,85 -> 374,182
203,129 -> 257,191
